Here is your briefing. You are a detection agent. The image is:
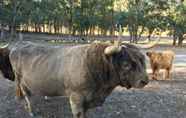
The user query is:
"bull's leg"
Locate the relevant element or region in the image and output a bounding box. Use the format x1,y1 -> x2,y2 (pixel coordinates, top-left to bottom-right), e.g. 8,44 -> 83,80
70,93 -> 86,118
15,73 -> 24,100
20,85 -> 34,117
16,83 -> 23,100
14,73 -> 34,117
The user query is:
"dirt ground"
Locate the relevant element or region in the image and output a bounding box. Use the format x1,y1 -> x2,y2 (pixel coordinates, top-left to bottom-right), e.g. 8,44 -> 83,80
0,44 -> 186,118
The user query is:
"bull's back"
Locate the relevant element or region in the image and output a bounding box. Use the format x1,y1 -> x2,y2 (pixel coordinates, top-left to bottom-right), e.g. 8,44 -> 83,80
9,42 -> 67,96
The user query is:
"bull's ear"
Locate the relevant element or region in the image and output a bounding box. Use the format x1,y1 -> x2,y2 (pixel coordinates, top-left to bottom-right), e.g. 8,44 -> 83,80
104,45 -> 122,56
0,44 -> 9,55
0,44 -> 9,49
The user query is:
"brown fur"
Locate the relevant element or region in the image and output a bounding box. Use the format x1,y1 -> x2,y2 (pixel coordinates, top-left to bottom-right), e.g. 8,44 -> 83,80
146,50 -> 175,80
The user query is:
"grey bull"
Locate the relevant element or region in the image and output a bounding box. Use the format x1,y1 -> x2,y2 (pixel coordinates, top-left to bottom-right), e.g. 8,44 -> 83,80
0,41 -> 149,118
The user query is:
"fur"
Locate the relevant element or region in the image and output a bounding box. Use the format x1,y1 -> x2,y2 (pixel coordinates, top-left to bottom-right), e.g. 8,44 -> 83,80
146,50 -> 175,80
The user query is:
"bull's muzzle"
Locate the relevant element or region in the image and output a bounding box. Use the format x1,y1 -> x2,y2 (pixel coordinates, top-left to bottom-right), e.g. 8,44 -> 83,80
139,76 -> 149,87
140,79 -> 149,86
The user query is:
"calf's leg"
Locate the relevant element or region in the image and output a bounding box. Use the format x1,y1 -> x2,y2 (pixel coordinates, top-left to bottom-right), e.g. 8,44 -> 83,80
70,93 -> 86,118
165,68 -> 171,80
152,68 -> 159,80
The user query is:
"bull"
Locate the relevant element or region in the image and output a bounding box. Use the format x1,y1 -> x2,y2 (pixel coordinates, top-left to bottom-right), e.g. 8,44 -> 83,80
146,50 -> 175,80
0,41 -> 149,118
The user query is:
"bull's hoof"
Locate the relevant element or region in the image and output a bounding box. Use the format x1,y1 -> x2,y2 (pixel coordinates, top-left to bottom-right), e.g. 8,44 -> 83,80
29,112 -> 34,117
29,112 -> 42,118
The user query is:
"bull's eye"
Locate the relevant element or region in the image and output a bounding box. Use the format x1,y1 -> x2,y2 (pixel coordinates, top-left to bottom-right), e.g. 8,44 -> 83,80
121,62 -> 131,72
131,62 -> 137,70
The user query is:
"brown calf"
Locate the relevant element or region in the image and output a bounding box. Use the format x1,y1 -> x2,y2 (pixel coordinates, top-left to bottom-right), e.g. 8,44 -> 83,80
146,50 -> 175,80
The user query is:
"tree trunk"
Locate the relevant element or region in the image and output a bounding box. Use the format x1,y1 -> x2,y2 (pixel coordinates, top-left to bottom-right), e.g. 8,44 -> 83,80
92,27 -> 95,36
43,24 -> 45,33
172,33 -> 177,46
178,35 -> 184,46
26,25 -> 29,32
10,25 -> 16,38
38,25 -> 41,32
54,24 -> 57,34
98,28 -> 101,36
10,15 -> 17,38
0,24 -> 4,40
148,34 -> 151,42
134,33 -> 137,43
10,1 -> 21,38
34,24 -> 37,32
173,38 -> 177,46
72,28 -> 76,35
129,32 -> 133,43
148,30 -> 153,42
137,26 -> 145,41
49,23 -> 52,33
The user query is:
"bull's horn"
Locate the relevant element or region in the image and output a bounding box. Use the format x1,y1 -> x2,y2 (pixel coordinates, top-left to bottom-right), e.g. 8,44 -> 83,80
0,43 -> 9,49
133,41 -> 158,49
104,45 -> 122,55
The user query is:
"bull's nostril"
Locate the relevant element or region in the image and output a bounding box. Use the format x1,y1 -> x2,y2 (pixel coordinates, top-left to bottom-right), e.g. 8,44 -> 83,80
141,80 -> 148,85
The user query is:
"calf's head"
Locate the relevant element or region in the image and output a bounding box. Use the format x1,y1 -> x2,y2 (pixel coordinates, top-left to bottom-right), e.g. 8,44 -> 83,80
0,44 -> 14,81
146,51 -> 157,59
105,44 -> 149,89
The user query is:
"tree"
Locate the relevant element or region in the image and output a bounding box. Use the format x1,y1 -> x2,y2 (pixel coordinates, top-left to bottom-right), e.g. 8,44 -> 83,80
141,0 -> 172,42
167,1 -> 186,46
119,0 -> 146,43
0,0 -> 33,37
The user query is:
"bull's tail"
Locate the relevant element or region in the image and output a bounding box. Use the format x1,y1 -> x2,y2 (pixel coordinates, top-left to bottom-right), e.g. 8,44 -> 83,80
16,84 -> 31,98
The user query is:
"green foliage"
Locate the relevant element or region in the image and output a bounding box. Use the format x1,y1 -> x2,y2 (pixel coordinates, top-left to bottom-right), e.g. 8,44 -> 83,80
166,1 -> 186,46
0,0 -> 185,44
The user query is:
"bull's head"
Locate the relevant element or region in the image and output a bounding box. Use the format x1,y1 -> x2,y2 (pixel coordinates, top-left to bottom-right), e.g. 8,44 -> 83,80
0,44 -> 15,81
104,41 -> 149,89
